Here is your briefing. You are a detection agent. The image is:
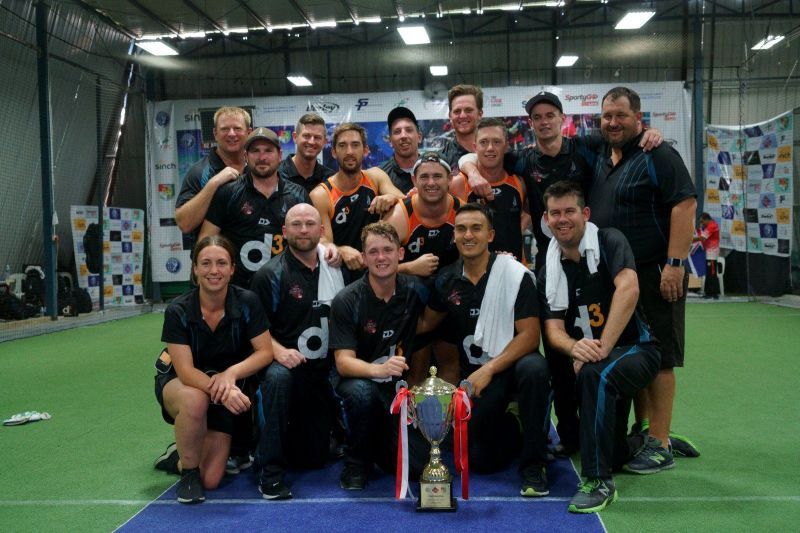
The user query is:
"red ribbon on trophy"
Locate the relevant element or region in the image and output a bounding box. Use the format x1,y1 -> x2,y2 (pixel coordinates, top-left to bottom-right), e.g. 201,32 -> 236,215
453,386 -> 472,499
389,386 -> 412,499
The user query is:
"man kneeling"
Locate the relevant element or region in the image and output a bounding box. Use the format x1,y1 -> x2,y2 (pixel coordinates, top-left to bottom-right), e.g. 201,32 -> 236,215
537,181 -> 660,513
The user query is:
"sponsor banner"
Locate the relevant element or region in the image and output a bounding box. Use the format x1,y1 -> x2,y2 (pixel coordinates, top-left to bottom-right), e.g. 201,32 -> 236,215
705,111 -> 793,257
69,206 -> 145,306
146,82 -> 691,281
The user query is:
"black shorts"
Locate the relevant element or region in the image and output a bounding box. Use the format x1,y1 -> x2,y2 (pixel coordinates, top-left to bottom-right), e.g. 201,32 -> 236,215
153,348 -> 238,435
636,262 -> 687,369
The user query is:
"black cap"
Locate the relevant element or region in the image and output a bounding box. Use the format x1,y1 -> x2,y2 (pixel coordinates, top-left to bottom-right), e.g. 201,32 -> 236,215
387,106 -> 419,130
524,91 -> 563,116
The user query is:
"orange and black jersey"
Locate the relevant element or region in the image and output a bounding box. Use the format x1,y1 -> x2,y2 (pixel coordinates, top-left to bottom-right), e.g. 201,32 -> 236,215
398,194 -> 461,276
536,228 -> 655,347
320,173 -> 379,251
462,172 -> 526,259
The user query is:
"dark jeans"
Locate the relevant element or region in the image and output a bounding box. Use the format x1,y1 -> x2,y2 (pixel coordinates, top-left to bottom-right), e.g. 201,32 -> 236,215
256,363 -> 333,483
466,353 -> 551,474
337,378 -> 429,480
577,343 -> 661,478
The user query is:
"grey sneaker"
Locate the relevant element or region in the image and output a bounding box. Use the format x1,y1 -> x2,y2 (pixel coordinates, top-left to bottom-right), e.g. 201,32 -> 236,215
225,454 -> 253,475
176,467 -> 205,504
568,478 -> 617,513
624,436 -> 675,474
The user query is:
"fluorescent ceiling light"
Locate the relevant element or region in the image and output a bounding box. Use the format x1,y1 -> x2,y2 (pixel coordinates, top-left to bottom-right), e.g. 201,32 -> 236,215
397,25 -> 430,45
226,27 -> 249,34
490,3 -> 522,11
180,31 -> 205,39
556,55 -> 579,67
752,35 -> 785,50
359,16 -> 381,24
287,75 -> 312,87
615,11 -> 656,30
135,40 -> 178,56
430,65 -> 448,76
310,20 -> 337,29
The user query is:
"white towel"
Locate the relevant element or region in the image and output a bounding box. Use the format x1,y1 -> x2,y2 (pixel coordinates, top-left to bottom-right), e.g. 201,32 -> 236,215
545,222 -> 600,311
316,244 -> 345,305
473,254 -> 533,358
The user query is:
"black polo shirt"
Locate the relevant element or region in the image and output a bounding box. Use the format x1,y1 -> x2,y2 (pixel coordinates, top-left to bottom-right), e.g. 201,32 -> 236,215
536,228 -> 654,347
504,136 -> 600,261
250,250 -> 341,375
438,137 -> 472,177
278,153 -> 335,194
161,285 -> 269,374
428,254 -> 539,374
206,172 -> 310,288
329,273 -> 427,386
378,156 -> 415,194
588,132 -> 696,264
175,149 -> 228,251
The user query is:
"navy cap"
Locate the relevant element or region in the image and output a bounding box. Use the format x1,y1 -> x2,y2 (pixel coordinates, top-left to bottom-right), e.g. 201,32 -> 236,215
387,106 -> 419,130
524,91 -> 563,116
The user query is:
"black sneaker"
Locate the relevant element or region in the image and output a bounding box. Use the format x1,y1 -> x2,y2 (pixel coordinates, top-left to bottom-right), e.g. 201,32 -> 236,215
669,432 -> 701,458
225,454 -> 253,475
520,466 -> 549,497
568,478 -> 617,513
259,479 -> 292,500
176,467 -> 205,504
154,442 -> 179,475
550,442 -> 578,458
623,436 -> 675,474
339,464 -> 367,490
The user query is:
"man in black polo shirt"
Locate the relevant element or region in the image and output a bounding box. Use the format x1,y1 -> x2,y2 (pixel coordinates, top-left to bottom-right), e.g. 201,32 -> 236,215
329,222 -> 429,490
419,203 -> 551,497
277,113 -> 335,193
199,127 -> 311,288
536,181 -> 660,513
588,86 -> 697,473
379,107 -> 423,193
175,106 -> 252,252
250,203 -> 344,500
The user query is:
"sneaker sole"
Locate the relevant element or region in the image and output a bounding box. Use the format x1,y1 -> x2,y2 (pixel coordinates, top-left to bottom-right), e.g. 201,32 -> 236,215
520,487 -> 550,497
259,488 -> 292,500
177,494 -> 205,504
340,482 -> 366,490
568,490 -> 618,513
623,461 -> 675,475
154,443 -> 178,472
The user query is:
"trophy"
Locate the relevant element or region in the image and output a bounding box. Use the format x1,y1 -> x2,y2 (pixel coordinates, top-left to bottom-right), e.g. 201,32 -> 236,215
392,367 -> 472,512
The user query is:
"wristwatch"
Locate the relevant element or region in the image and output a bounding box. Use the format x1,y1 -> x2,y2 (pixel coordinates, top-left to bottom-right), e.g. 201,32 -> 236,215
665,257 -> 686,267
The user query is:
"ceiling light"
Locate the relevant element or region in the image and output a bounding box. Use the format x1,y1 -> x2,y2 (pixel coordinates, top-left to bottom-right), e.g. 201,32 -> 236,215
287,75 -> 312,87
752,35 -> 785,50
397,25 -> 430,45
430,65 -> 448,76
556,55 -> 579,67
360,16 -> 381,23
179,31 -> 205,39
497,4 -> 522,11
310,20 -> 337,29
135,40 -> 178,56
615,11 -> 656,30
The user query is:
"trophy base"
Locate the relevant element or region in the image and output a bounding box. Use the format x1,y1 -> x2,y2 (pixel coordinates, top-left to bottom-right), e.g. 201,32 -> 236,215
416,481 -> 457,512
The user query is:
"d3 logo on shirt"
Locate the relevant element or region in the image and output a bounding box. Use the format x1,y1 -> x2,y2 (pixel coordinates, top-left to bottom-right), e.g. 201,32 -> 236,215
463,335 -> 489,365
408,237 -> 424,254
240,233 -> 285,272
298,317 -> 328,360
335,206 -> 350,225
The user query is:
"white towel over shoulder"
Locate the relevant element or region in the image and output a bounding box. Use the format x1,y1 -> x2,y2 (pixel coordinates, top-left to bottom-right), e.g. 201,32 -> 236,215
316,244 -> 345,305
473,254 -> 534,358
545,222 -> 600,312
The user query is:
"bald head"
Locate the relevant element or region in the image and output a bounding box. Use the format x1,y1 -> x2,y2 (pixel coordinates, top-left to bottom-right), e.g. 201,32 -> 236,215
283,203 -> 324,253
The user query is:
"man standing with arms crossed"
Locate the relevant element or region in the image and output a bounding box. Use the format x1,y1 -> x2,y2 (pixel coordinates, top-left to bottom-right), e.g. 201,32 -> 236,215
589,87 -> 698,472
175,107 -> 252,252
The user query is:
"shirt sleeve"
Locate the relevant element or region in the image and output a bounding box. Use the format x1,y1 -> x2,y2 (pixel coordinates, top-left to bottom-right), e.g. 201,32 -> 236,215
249,267 -> 278,323
204,182 -> 229,228
239,290 -> 270,340
175,170 -> 202,209
161,303 -> 191,345
513,273 -> 539,321
650,145 -> 697,207
600,228 -> 637,280
329,290 -> 358,351
427,272 -> 450,312
504,148 -> 530,177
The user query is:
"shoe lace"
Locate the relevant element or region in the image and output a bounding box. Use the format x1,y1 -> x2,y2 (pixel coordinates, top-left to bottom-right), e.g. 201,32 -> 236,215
578,479 -> 601,494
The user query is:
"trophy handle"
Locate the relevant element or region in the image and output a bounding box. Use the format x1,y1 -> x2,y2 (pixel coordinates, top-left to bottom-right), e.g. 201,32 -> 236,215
396,380 -> 409,393
458,380 -> 473,398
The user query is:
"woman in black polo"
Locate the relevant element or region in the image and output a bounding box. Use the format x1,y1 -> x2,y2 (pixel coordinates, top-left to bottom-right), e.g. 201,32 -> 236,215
155,235 -> 272,504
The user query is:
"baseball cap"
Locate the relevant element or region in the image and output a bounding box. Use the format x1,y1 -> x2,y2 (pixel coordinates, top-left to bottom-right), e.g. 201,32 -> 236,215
524,91 -> 563,116
244,127 -> 280,150
412,151 -> 451,176
387,106 -> 419,130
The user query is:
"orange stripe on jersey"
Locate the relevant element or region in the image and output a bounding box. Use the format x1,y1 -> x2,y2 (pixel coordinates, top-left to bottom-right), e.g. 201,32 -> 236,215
407,194 -> 458,237
463,173 -> 524,199
321,172 -> 377,219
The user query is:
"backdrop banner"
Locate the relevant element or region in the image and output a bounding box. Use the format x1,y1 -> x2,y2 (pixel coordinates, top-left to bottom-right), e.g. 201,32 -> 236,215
146,82 -> 691,281
70,206 -> 145,306
705,111 -> 793,257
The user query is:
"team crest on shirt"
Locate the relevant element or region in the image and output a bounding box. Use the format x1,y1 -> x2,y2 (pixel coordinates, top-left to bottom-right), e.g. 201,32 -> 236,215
241,201 -> 254,216
364,319 -> 377,334
289,283 -> 303,299
447,289 -> 461,305
531,170 -> 544,183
